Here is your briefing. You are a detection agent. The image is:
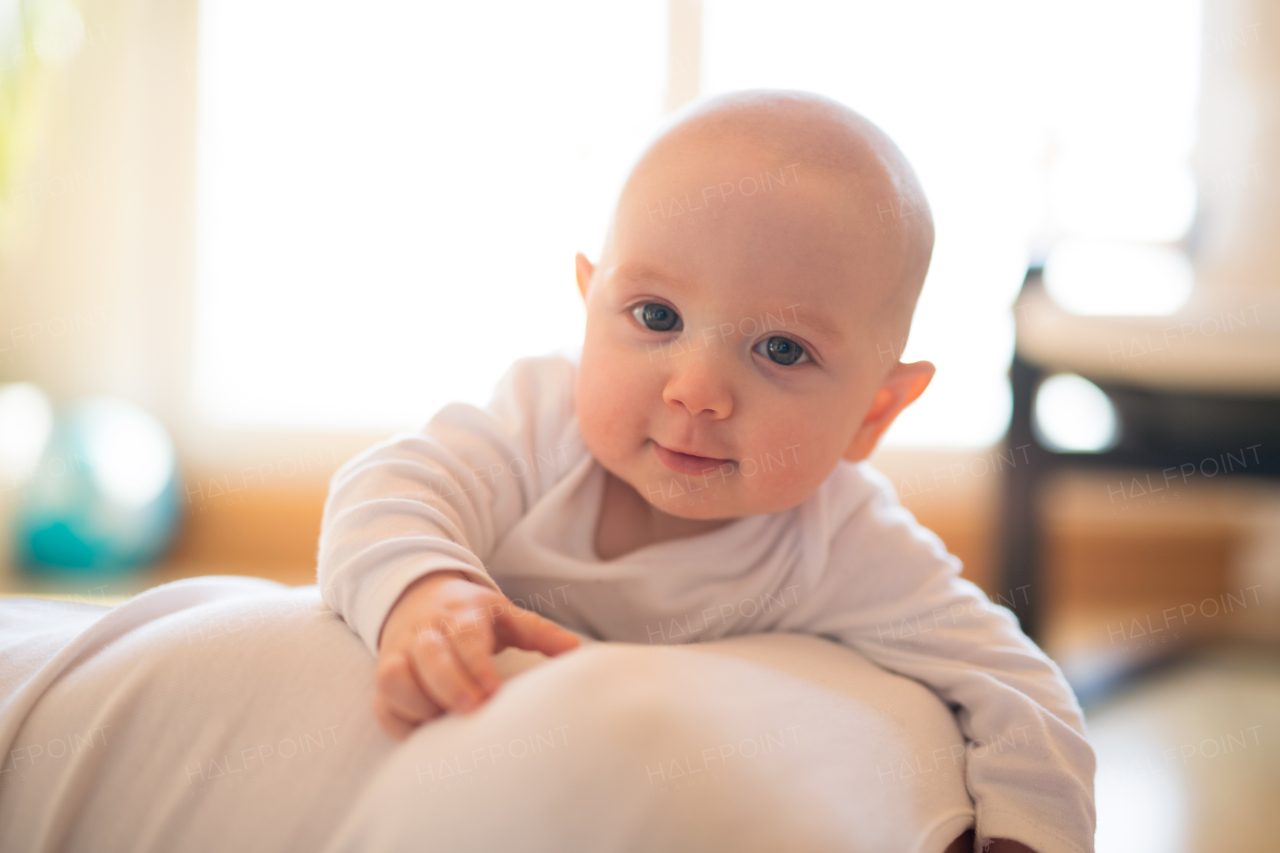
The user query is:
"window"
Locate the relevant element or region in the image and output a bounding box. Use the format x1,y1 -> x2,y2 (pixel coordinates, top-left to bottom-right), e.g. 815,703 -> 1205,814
195,0 -> 665,430
196,0 -> 1200,446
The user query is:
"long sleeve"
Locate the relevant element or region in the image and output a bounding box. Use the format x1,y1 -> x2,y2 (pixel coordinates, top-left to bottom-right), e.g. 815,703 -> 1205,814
779,464 -> 1096,853
316,355 -> 587,654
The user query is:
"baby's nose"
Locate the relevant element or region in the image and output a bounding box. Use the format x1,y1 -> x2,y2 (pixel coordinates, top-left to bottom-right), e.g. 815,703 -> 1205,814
661,359 -> 733,419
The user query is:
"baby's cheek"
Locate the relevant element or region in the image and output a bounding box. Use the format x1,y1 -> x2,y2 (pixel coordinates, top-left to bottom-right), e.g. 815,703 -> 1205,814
744,461 -> 822,513
576,357 -> 641,458
734,425 -> 832,512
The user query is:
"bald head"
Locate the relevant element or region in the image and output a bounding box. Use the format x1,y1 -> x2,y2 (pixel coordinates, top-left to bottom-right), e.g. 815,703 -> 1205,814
610,89 -> 933,347
574,91 -> 940,515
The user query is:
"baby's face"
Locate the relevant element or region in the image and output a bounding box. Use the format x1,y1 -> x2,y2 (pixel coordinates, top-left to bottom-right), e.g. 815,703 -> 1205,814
576,142 -> 920,520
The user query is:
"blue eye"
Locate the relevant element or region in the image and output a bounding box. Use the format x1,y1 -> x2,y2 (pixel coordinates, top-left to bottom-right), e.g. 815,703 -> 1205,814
754,336 -> 809,366
632,302 -> 681,332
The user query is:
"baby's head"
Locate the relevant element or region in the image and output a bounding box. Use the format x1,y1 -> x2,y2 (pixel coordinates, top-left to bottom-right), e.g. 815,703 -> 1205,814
574,89 -> 935,520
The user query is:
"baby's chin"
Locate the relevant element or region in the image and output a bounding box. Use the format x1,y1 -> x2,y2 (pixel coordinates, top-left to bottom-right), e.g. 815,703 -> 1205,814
645,491 -> 747,521
602,453 -> 748,520
633,466 -> 810,520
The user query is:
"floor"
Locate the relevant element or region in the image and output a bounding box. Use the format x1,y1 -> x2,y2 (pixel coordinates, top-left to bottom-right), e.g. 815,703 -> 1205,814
1086,645 -> 1280,852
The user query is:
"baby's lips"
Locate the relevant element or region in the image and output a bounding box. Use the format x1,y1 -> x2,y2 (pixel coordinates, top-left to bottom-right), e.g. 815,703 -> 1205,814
652,441 -> 735,477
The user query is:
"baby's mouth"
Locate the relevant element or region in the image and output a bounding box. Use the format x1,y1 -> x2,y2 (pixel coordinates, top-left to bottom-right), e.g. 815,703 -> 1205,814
651,441 -> 734,477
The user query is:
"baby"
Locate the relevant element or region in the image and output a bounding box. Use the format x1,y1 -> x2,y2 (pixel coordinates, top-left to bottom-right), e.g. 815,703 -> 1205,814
317,90 -> 1094,853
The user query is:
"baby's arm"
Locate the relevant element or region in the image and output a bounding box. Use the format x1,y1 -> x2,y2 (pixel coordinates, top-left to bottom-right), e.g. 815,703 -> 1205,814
374,571 -> 579,739
781,475 -> 1095,853
316,357 -> 584,711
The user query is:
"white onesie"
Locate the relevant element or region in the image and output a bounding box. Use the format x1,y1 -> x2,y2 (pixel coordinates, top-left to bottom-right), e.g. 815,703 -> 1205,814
317,352 -> 1096,853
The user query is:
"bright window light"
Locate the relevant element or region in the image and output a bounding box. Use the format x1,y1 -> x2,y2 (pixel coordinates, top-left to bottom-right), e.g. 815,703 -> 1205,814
196,1 -> 1199,445
195,1 -> 665,431
1033,373 -> 1120,453
1044,239 -> 1195,316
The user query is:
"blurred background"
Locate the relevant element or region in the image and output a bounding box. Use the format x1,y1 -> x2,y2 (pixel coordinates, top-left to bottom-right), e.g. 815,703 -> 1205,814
1,0 -> 1277,848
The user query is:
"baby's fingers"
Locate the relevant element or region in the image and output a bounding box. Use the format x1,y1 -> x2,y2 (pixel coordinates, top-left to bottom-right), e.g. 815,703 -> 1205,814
493,604 -> 581,657
374,652 -> 443,739
412,625 -> 488,713
443,610 -> 502,695
374,694 -> 418,741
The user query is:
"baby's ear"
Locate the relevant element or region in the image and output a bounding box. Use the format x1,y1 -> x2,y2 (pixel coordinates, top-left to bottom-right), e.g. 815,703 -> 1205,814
842,361 -> 935,463
575,253 -> 595,302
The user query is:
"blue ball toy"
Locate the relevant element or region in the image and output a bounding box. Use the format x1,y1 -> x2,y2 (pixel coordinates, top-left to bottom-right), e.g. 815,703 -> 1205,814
14,397 -> 182,573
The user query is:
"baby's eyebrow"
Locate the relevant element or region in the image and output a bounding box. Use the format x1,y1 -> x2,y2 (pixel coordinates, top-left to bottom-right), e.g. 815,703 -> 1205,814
791,310 -> 844,343
611,262 -> 688,290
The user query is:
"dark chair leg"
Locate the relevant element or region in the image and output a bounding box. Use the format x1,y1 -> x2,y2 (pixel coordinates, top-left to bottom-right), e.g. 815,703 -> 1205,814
999,354 -> 1048,642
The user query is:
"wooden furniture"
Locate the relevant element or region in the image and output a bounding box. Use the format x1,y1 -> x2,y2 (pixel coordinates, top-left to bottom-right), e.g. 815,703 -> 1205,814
999,268 -> 1280,641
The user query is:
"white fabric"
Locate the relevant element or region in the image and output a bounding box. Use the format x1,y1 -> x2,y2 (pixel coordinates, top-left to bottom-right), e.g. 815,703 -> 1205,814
0,579 -> 974,852
319,353 -> 1097,853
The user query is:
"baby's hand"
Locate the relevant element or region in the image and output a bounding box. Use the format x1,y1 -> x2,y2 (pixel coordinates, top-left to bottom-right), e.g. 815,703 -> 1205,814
374,571 -> 581,739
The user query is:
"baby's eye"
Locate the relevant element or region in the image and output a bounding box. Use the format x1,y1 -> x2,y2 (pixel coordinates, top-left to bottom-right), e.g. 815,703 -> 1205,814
631,302 -> 681,332
754,336 -> 810,366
